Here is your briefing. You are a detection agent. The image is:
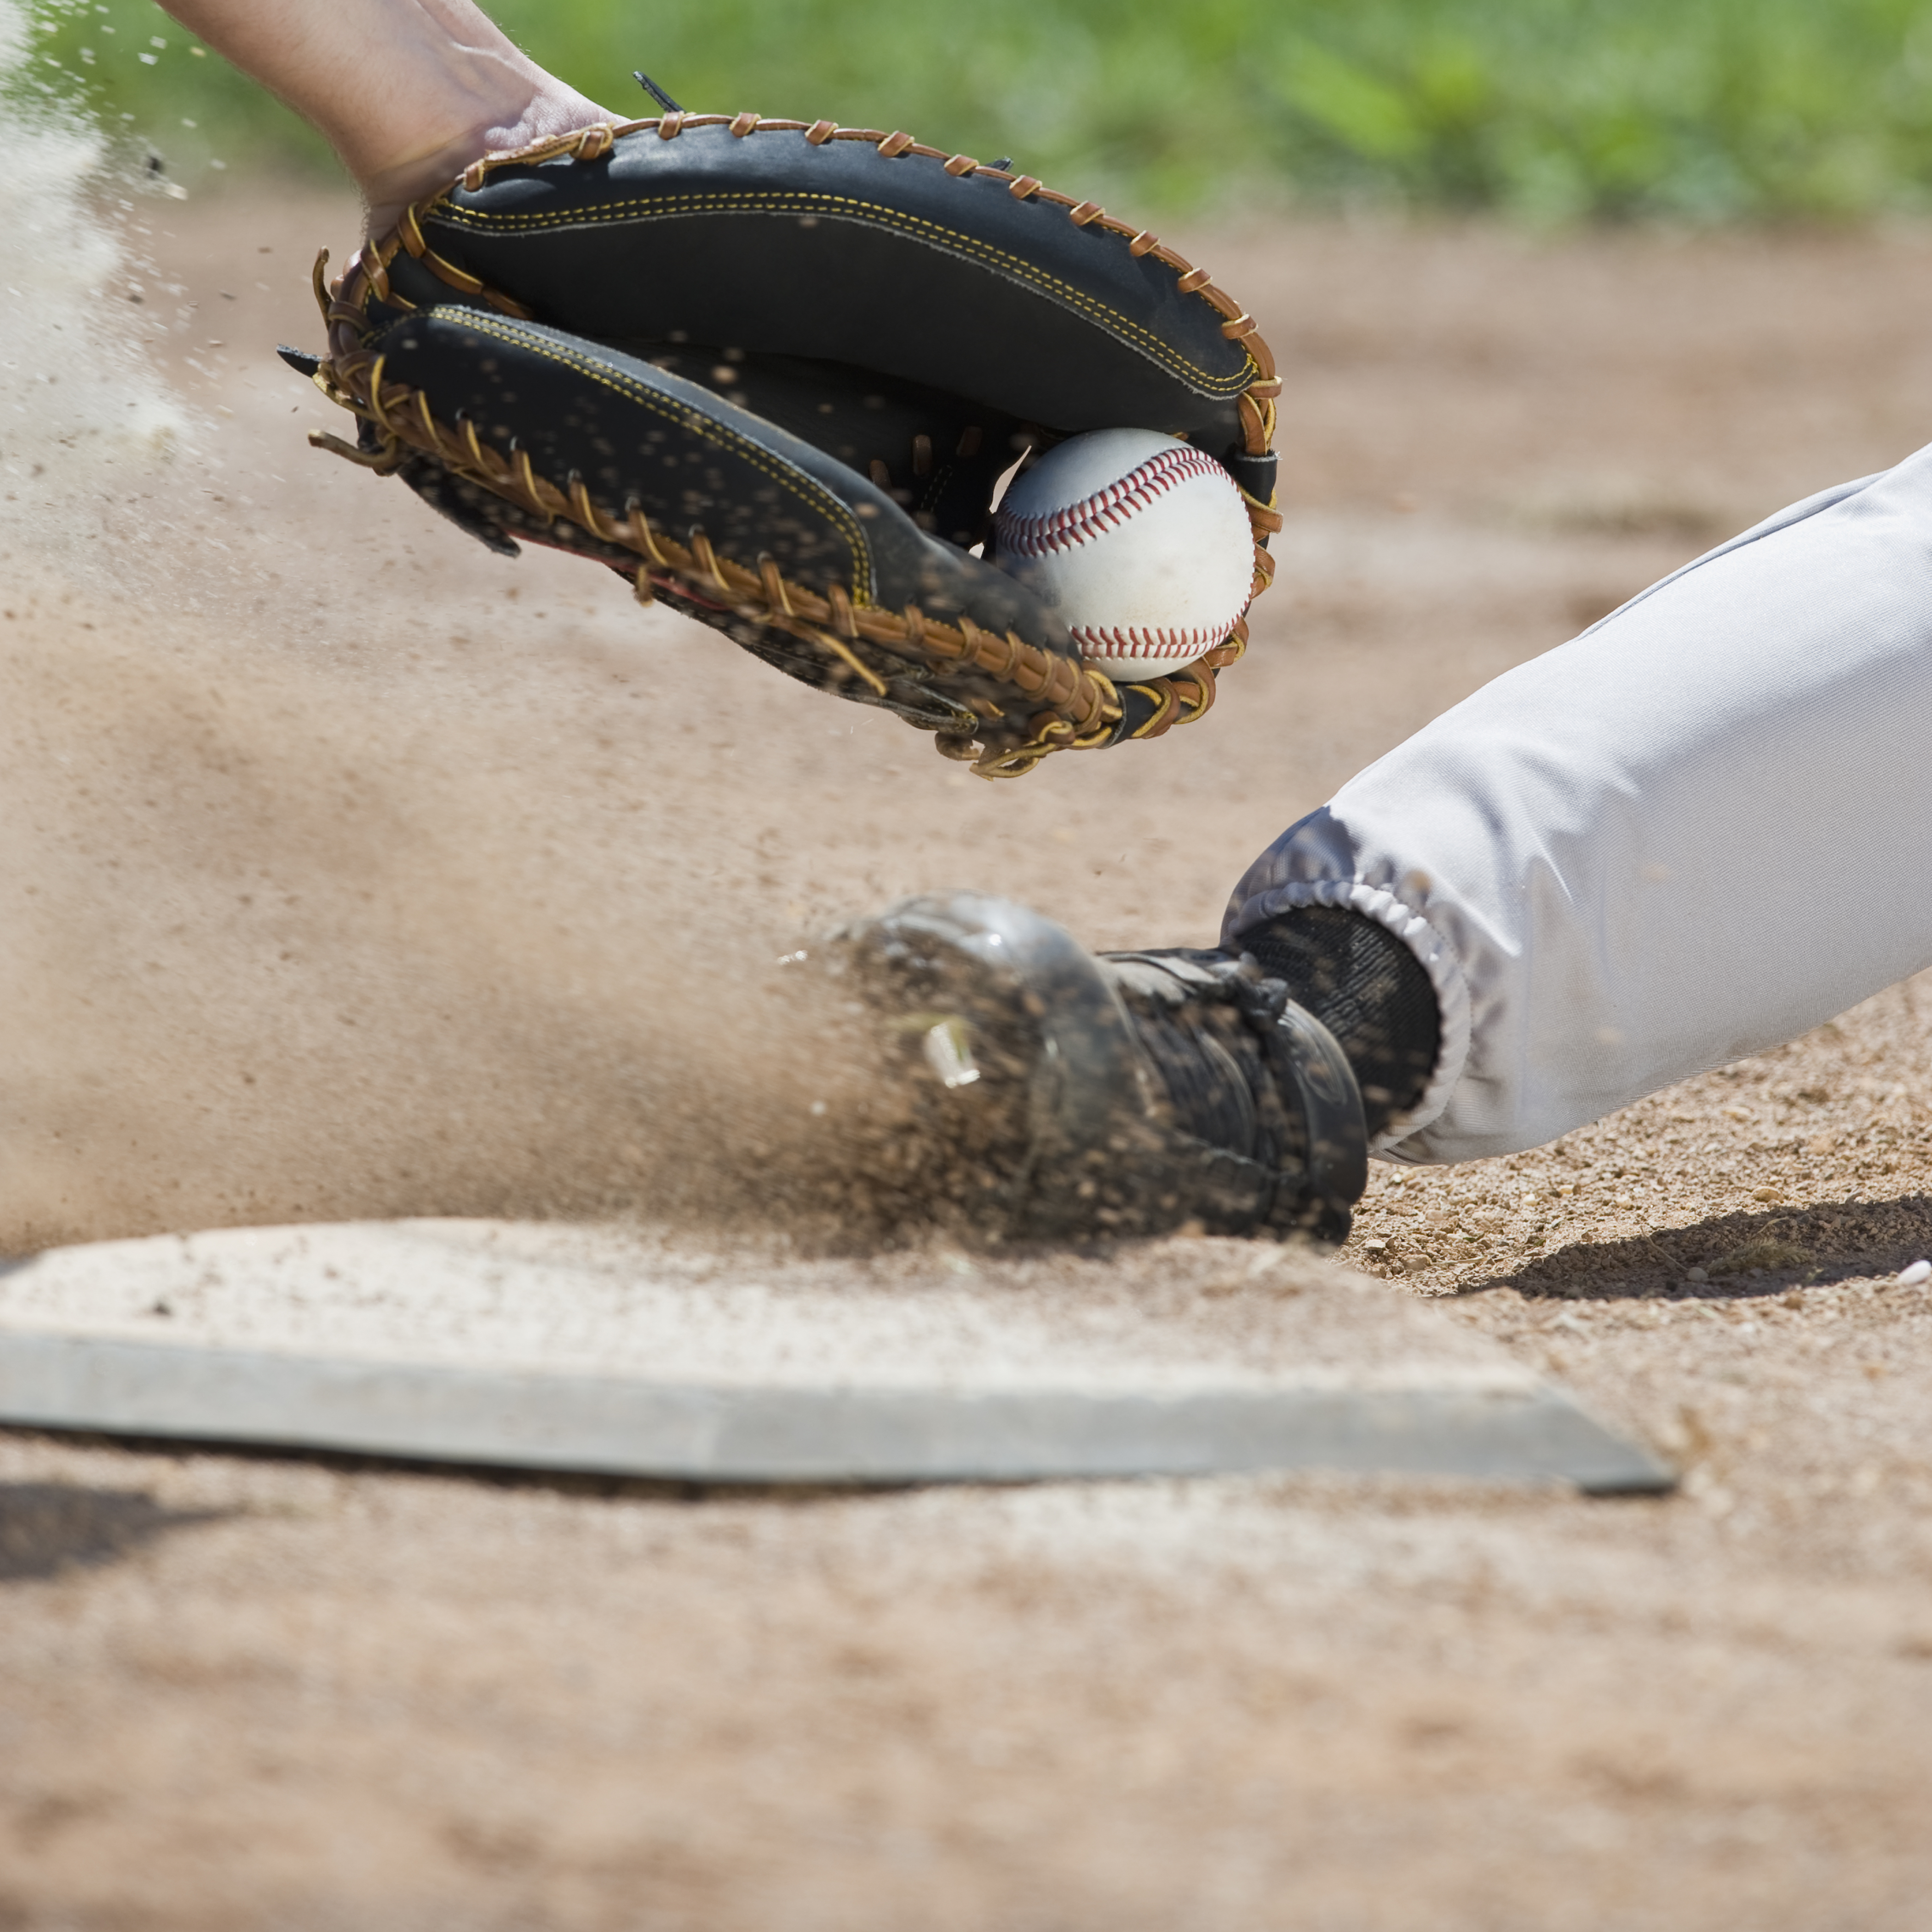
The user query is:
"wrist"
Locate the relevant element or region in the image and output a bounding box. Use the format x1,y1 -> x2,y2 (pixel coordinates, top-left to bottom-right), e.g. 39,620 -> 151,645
357,75 -> 613,233
155,0 -> 618,237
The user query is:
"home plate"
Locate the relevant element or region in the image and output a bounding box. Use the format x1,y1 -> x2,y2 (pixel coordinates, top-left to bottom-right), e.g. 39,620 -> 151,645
0,1221 -> 1672,1492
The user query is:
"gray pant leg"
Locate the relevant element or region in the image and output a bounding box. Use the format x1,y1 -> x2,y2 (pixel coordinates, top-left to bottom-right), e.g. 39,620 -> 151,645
1226,459 -> 1932,1162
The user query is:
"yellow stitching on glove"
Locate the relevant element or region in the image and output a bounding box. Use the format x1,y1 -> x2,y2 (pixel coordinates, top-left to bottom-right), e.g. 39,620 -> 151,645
426,190 -> 1257,398
429,308 -> 878,602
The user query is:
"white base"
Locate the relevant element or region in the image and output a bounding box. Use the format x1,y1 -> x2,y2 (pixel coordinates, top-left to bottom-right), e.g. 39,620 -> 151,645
0,1221 -> 1672,1491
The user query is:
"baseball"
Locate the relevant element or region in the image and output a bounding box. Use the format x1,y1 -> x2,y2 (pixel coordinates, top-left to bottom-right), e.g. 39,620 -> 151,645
988,429 -> 1256,682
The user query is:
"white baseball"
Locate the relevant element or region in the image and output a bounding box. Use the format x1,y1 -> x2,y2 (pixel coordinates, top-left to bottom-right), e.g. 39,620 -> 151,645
988,429 -> 1255,682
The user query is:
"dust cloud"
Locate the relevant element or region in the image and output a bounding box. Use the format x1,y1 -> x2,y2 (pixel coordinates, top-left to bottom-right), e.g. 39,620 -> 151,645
0,13 -> 923,1256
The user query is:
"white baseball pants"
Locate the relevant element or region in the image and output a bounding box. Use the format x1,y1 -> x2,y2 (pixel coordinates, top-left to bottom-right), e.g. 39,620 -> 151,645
1224,447 -> 1932,1165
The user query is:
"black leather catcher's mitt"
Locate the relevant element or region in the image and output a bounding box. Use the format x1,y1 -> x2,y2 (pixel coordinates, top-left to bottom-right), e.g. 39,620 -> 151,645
288,110 -> 1282,778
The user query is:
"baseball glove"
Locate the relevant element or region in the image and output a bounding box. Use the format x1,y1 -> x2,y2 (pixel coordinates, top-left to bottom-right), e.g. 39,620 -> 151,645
288,108 -> 1282,777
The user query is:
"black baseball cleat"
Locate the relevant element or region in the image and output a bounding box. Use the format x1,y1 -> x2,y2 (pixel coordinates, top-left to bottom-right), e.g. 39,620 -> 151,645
810,892 -> 1373,1245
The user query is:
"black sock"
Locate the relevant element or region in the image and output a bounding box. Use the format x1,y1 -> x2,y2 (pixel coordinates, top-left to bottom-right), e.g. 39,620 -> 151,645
1240,908 -> 1440,1142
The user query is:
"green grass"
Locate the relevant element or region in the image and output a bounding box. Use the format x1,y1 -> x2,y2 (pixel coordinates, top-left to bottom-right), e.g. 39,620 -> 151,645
17,0 -> 1932,220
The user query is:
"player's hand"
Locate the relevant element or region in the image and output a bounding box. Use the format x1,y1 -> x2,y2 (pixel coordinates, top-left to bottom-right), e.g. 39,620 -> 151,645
354,70 -> 618,238
156,0 -> 622,235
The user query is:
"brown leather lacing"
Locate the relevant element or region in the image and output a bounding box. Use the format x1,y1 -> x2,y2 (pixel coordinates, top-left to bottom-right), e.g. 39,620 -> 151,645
308,308 -> 1136,778
309,115 -> 1272,774
426,115 -> 1282,459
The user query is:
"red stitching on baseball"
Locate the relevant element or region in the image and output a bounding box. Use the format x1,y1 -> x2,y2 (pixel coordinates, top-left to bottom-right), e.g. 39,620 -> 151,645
1072,623 -> 1227,658
995,444 -> 1227,558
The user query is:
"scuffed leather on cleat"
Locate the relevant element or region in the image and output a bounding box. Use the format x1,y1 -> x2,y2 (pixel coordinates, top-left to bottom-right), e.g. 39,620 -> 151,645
816,893 -> 1367,1245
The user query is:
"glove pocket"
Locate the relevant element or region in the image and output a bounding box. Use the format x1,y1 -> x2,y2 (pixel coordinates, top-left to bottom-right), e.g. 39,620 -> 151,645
325,307 -> 1121,767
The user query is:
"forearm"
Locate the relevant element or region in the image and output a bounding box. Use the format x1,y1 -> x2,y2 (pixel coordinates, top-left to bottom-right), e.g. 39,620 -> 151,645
156,0 -> 617,228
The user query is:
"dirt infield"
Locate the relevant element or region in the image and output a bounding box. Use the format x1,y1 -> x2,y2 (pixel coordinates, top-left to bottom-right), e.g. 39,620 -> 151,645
4,190 -> 1932,1927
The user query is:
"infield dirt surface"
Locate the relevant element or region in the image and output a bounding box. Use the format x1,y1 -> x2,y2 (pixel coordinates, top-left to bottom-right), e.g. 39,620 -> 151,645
4,189 -> 1932,1929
